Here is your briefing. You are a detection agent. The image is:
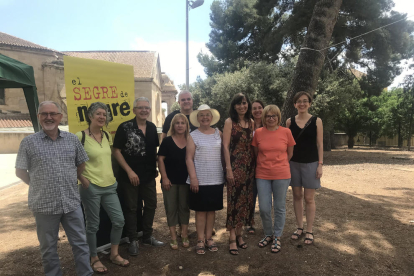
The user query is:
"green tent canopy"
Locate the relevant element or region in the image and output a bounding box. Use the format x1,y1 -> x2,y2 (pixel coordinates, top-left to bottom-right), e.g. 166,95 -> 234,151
0,53 -> 40,131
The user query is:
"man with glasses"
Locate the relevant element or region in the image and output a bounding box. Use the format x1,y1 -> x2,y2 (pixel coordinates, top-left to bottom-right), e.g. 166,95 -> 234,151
113,97 -> 164,256
161,90 -> 197,140
15,101 -> 93,276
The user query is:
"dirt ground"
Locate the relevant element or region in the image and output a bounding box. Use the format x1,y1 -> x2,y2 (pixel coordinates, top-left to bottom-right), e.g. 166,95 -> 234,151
0,147 -> 413,276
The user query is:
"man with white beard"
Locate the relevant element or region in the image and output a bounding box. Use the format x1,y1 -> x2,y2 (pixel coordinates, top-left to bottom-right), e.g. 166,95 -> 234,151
15,101 -> 92,276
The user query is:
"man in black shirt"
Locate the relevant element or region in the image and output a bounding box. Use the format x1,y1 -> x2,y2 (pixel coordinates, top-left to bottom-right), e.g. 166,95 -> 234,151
161,90 -> 197,140
113,97 -> 164,255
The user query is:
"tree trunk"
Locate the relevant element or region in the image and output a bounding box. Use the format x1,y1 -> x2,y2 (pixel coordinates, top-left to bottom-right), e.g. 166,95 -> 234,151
407,100 -> 414,151
323,130 -> 331,151
398,121 -> 402,148
330,129 -> 336,149
281,0 -> 343,125
348,135 -> 355,149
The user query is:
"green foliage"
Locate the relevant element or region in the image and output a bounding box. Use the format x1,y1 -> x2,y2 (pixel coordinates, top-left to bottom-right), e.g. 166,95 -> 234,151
201,0 -> 414,95
170,102 -> 180,112
183,61 -> 294,128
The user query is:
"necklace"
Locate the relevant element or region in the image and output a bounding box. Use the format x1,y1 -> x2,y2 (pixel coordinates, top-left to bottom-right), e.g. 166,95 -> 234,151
89,127 -> 103,148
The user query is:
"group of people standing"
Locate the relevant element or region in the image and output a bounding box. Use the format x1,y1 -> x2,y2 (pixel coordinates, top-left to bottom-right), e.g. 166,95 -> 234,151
158,90 -> 323,256
15,89 -> 323,275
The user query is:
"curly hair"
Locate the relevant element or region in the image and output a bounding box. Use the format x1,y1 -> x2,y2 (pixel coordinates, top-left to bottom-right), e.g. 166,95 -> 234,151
86,102 -> 112,126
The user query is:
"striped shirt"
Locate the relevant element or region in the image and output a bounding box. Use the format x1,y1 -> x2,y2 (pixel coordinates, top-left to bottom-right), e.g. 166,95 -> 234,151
15,130 -> 89,214
186,128 -> 224,186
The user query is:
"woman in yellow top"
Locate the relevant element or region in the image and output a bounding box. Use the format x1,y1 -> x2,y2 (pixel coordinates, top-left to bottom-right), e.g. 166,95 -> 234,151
77,102 -> 129,274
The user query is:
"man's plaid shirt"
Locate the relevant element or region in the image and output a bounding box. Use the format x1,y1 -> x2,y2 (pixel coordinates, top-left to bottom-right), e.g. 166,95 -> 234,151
16,130 -> 88,214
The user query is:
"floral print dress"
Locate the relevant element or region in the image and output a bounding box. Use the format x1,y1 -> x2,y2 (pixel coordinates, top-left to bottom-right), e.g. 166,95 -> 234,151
226,121 -> 255,229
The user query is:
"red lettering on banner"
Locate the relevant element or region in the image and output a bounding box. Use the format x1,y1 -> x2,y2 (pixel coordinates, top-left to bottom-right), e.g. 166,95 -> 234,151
82,87 -> 92,100
109,86 -> 118,98
73,87 -> 81,101
101,87 -> 109,99
92,86 -> 100,99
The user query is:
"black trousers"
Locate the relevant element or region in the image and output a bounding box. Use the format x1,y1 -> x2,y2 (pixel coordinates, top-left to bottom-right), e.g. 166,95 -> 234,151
119,179 -> 157,241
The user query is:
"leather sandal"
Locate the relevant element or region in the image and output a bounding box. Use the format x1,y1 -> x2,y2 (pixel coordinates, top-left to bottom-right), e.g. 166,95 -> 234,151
110,254 -> 130,267
291,228 -> 304,240
247,226 -> 255,234
206,238 -> 218,252
196,240 -> 206,255
91,259 -> 108,274
182,237 -> 190,248
304,232 -> 314,245
258,236 -> 273,248
170,239 -> 178,250
271,238 -> 281,253
236,235 -> 247,249
229,240 -> 239,255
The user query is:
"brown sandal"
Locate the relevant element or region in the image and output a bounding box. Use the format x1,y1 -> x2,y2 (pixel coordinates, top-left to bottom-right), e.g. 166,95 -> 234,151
91,259 -> 108,274
110,254 -> 130,267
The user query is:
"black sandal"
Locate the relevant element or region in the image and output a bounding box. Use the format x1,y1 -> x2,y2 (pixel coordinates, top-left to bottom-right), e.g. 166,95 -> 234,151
236,235 -> 247,249
196,240 -> 206,255
271,238 -> 281,253
247,226 -> 255,234
291,228 -> 304,240
258,236 -> 273,248
229,240 -> 239,255
304,232 -> 314,245
206,238 -> 218,252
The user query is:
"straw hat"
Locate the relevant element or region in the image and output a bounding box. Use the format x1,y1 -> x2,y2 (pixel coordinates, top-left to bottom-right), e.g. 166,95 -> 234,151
189,104 -> 220,127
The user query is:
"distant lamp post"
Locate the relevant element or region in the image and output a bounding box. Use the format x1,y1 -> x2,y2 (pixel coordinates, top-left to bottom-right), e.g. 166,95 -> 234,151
186,0 -> 204,89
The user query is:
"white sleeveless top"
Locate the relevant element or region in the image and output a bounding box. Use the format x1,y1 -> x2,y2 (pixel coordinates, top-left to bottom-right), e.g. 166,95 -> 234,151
186,128 -> 225,186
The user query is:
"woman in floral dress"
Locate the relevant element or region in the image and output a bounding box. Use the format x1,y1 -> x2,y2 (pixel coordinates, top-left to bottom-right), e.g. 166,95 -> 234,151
223,93 -> 255,255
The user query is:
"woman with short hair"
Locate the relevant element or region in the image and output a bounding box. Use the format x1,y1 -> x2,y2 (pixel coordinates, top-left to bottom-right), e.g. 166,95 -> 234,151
76,102 -> 129,274
186,104 -> 224,255
158,114 -> 191,250
286,91 -> 323,245
252,105 -> 295,253
223,93 -> 255,255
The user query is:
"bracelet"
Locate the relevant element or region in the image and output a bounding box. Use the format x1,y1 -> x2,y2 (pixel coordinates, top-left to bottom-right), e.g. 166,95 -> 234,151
318,162 -> 323,165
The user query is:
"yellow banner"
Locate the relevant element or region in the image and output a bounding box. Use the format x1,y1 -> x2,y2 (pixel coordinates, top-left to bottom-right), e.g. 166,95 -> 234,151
64,56 -> 135,137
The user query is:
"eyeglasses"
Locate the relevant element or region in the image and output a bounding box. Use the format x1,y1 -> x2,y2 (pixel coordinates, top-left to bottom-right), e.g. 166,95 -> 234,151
296,100 -> 309,104
39,112 -> 61,118
134,106 -> 151,110
265,115 -> 277,120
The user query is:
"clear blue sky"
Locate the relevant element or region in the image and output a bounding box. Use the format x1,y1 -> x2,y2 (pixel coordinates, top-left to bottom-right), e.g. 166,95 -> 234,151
1,0 -> 215,86
1,0 -> 412,87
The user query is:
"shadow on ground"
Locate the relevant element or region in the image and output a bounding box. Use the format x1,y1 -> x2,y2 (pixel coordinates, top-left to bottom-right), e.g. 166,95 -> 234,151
0,185 -> 413,276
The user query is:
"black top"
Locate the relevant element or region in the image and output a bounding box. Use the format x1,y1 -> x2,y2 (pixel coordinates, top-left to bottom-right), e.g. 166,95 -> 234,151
113,118 -> 159,183
289,116 -> 319,163
162,110 -> 197,134
157,136 -> 188,184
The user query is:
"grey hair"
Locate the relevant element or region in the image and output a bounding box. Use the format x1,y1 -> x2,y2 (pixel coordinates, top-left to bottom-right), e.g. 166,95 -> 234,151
38,101 -> 62,114
134,97 -> 150,107
86,102 -> 112,126
178,90 -> 192,100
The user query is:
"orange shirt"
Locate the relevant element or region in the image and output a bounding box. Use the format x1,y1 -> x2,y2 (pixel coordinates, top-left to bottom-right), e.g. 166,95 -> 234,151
252,126 -> 296,180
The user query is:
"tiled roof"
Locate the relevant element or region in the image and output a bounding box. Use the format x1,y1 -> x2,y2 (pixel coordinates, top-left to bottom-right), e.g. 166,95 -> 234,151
63,51 -> 159,79
0,32 -> 60,53
0,114 -> 32,128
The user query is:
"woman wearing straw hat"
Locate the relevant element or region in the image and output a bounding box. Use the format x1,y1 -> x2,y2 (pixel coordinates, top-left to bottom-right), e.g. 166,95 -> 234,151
186,104 -> 225,255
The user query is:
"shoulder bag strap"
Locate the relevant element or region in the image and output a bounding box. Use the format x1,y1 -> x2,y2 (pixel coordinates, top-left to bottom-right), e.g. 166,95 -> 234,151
81,130 -> 86,147
295,116 -> 315,140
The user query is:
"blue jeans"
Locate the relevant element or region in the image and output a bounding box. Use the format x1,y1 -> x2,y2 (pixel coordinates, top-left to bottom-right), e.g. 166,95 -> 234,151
256,178 -> 291,237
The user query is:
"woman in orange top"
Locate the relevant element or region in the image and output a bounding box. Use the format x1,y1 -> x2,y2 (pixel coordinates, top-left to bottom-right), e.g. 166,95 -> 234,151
251,105 -> 295,253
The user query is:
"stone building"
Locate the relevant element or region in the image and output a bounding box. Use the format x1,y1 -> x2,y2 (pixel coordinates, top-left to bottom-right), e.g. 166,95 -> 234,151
0,32 -> 178,128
